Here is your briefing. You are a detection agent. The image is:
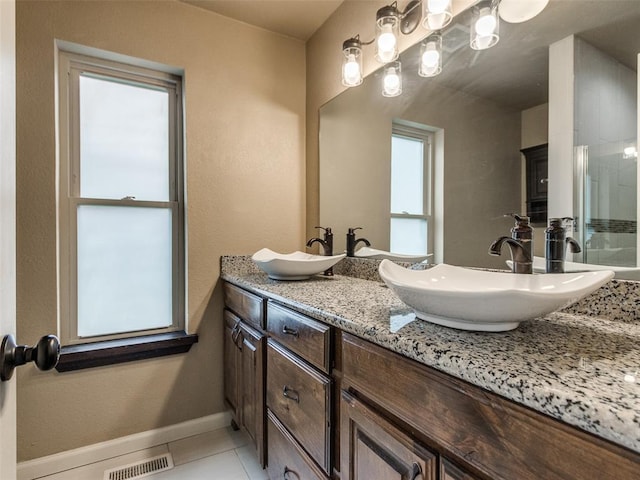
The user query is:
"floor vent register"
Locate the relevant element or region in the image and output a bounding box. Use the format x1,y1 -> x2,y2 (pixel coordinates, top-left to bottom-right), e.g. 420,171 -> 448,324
103,453 -> 174,480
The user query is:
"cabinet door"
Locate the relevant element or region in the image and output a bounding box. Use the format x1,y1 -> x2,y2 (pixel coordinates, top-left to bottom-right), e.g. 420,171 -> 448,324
223,310 -> 241,425
239,321 -> 266,466
440,458 -> 481,480
341,390 -> 437,480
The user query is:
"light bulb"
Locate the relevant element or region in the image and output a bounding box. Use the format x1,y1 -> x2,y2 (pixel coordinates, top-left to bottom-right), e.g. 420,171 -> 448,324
471,4 -> 499,50
421,51 -> 440,76
377,25 -> 397,63
424,0 -> 452,30
475,7 -> 497,36
383,67 -> 401,97
342,54 -> 361,86
428,0 -> 450,14
419,35 -> 442,77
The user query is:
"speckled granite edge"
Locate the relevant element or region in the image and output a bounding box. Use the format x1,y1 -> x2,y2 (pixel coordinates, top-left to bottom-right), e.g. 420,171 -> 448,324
219,265 -> 640,454
221,255 -> 640,323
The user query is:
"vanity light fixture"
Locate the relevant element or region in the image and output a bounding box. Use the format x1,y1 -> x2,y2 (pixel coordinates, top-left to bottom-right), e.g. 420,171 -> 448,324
471,0 -> 500,50
342,36 -> 364,87
382,61 -> 402,97
419,32 -> 442,77
422,0 -> 452,30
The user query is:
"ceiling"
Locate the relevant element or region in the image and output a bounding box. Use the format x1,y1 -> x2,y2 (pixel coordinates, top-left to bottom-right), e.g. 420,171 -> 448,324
180,0 -> 345,41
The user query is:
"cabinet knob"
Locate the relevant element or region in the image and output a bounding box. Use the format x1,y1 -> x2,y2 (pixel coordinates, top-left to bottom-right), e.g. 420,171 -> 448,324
282,385 -> 300,403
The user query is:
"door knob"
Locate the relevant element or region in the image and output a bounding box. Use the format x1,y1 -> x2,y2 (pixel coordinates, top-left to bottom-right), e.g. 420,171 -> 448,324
0,334 -> 60,381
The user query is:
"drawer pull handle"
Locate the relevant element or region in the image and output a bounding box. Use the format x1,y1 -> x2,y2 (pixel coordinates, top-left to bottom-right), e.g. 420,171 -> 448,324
231,322 -> 242,345
282,386 -> 300,403
410,462 -> 422,480
283,467 -> 300,479
282,325 -> 299,337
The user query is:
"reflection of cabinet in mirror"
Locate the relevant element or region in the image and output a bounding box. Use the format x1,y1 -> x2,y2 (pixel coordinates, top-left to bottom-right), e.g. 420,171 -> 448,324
521,144 -> 548,225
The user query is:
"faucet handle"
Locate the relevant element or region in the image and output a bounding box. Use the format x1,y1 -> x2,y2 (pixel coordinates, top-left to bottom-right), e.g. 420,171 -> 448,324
348,227 -> 363,234
314,226 -> 332,235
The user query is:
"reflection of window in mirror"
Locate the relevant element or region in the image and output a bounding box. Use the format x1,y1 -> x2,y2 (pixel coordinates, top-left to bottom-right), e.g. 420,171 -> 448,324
390,122 -> 434,255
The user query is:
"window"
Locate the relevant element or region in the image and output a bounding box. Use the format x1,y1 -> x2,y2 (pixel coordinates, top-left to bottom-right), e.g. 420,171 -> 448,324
390,123 -> 434,255
57,49 -> 186,349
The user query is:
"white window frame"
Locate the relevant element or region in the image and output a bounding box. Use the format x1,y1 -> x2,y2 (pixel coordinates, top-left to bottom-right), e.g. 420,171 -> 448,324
390,122 -> 435,255
57,49 -> 185,345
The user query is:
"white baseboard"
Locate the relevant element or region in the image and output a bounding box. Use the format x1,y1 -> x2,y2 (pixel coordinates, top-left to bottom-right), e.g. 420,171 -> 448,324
17,410 -> 232,480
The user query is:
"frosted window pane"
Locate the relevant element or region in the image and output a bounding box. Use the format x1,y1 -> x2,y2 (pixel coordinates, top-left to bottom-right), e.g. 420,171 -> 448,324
391,136 -> 424,214
80,75 -> 169,201
77,205 -> 173,337
390,218 -> 428,255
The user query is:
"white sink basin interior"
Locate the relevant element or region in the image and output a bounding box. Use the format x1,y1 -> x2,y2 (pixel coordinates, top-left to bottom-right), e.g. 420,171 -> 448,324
354,247 -> 432,263
252,248 -> 345,280
379,260 -> 614,332
507,256 -> 640,281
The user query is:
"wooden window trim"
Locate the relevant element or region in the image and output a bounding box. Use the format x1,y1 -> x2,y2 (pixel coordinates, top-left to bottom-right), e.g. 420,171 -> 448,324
55,331 -> 198,372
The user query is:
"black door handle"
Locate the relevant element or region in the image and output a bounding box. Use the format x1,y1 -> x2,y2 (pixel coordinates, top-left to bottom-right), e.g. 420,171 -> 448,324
0,334 -> 60,381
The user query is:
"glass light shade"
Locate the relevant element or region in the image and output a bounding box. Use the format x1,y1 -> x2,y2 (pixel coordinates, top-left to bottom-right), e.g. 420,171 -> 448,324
419,34 -> 442,77
471,1 -> 500,50
375,6 -> 400,63
422,0 -> 452,30
342,39 -> 363,87
382,62 -> 402,97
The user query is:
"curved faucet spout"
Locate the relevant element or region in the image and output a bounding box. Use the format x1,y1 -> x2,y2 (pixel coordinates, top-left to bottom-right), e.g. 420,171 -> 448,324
566,236 -> 581,254
489,236 -> 532,274
306,237 -> 331,256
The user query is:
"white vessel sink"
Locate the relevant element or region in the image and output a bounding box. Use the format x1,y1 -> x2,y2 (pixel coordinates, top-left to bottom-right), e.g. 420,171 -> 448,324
508,256 -> 640,281
354,247 -> 432,263
252,248 -> 345,280
379,260 -> 614,332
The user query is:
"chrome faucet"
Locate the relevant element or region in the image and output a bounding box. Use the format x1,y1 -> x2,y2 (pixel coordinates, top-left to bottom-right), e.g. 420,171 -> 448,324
489,236 -> 532,274
346,227 -> 371,257
306,226 -> 334,276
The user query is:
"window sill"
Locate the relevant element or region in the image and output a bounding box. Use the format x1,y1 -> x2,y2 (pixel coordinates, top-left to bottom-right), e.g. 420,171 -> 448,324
55,331 -> 198,372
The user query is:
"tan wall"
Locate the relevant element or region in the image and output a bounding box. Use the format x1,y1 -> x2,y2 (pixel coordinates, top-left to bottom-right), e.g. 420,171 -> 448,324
16,0 -> 305,461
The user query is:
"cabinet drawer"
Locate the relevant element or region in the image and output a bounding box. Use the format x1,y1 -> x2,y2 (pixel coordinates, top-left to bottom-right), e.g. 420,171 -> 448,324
267,302 -> 331,373
267,409 -> 329,480
223,282 -> 264,330
267,339 -> 331,474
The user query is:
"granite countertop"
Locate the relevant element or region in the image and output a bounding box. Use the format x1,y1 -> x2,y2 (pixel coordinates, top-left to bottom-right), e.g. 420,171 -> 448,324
221,256 -> 640,454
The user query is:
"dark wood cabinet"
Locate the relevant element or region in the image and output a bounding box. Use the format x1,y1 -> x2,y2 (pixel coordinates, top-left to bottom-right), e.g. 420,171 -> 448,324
223,281 -> 640,480
341,389 -> 437,480
239,321 -> 264,459
341,332 -> 639,480
223,284 -> 266,467
521,144 -> 548,224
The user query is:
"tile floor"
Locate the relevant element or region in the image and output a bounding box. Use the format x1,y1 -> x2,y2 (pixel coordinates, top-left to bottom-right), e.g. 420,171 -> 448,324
40,427 -> 268,480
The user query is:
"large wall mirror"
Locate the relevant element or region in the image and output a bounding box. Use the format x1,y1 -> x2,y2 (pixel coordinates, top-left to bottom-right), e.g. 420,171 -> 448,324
319,0 -> 640,271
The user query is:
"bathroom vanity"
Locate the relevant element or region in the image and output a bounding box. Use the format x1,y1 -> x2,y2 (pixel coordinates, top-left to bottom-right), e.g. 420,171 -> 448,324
221,256 -> 640,479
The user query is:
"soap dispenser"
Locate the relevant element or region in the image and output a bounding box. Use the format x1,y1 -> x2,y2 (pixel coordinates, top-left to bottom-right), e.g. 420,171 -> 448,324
507,214 -> 533,261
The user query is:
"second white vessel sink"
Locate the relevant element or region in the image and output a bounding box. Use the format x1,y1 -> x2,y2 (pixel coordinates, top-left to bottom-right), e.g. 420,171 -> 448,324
252,248 -> 345,280
379,260 -> 614,332
354,247 -> 431,263
507,256 -> 640,281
